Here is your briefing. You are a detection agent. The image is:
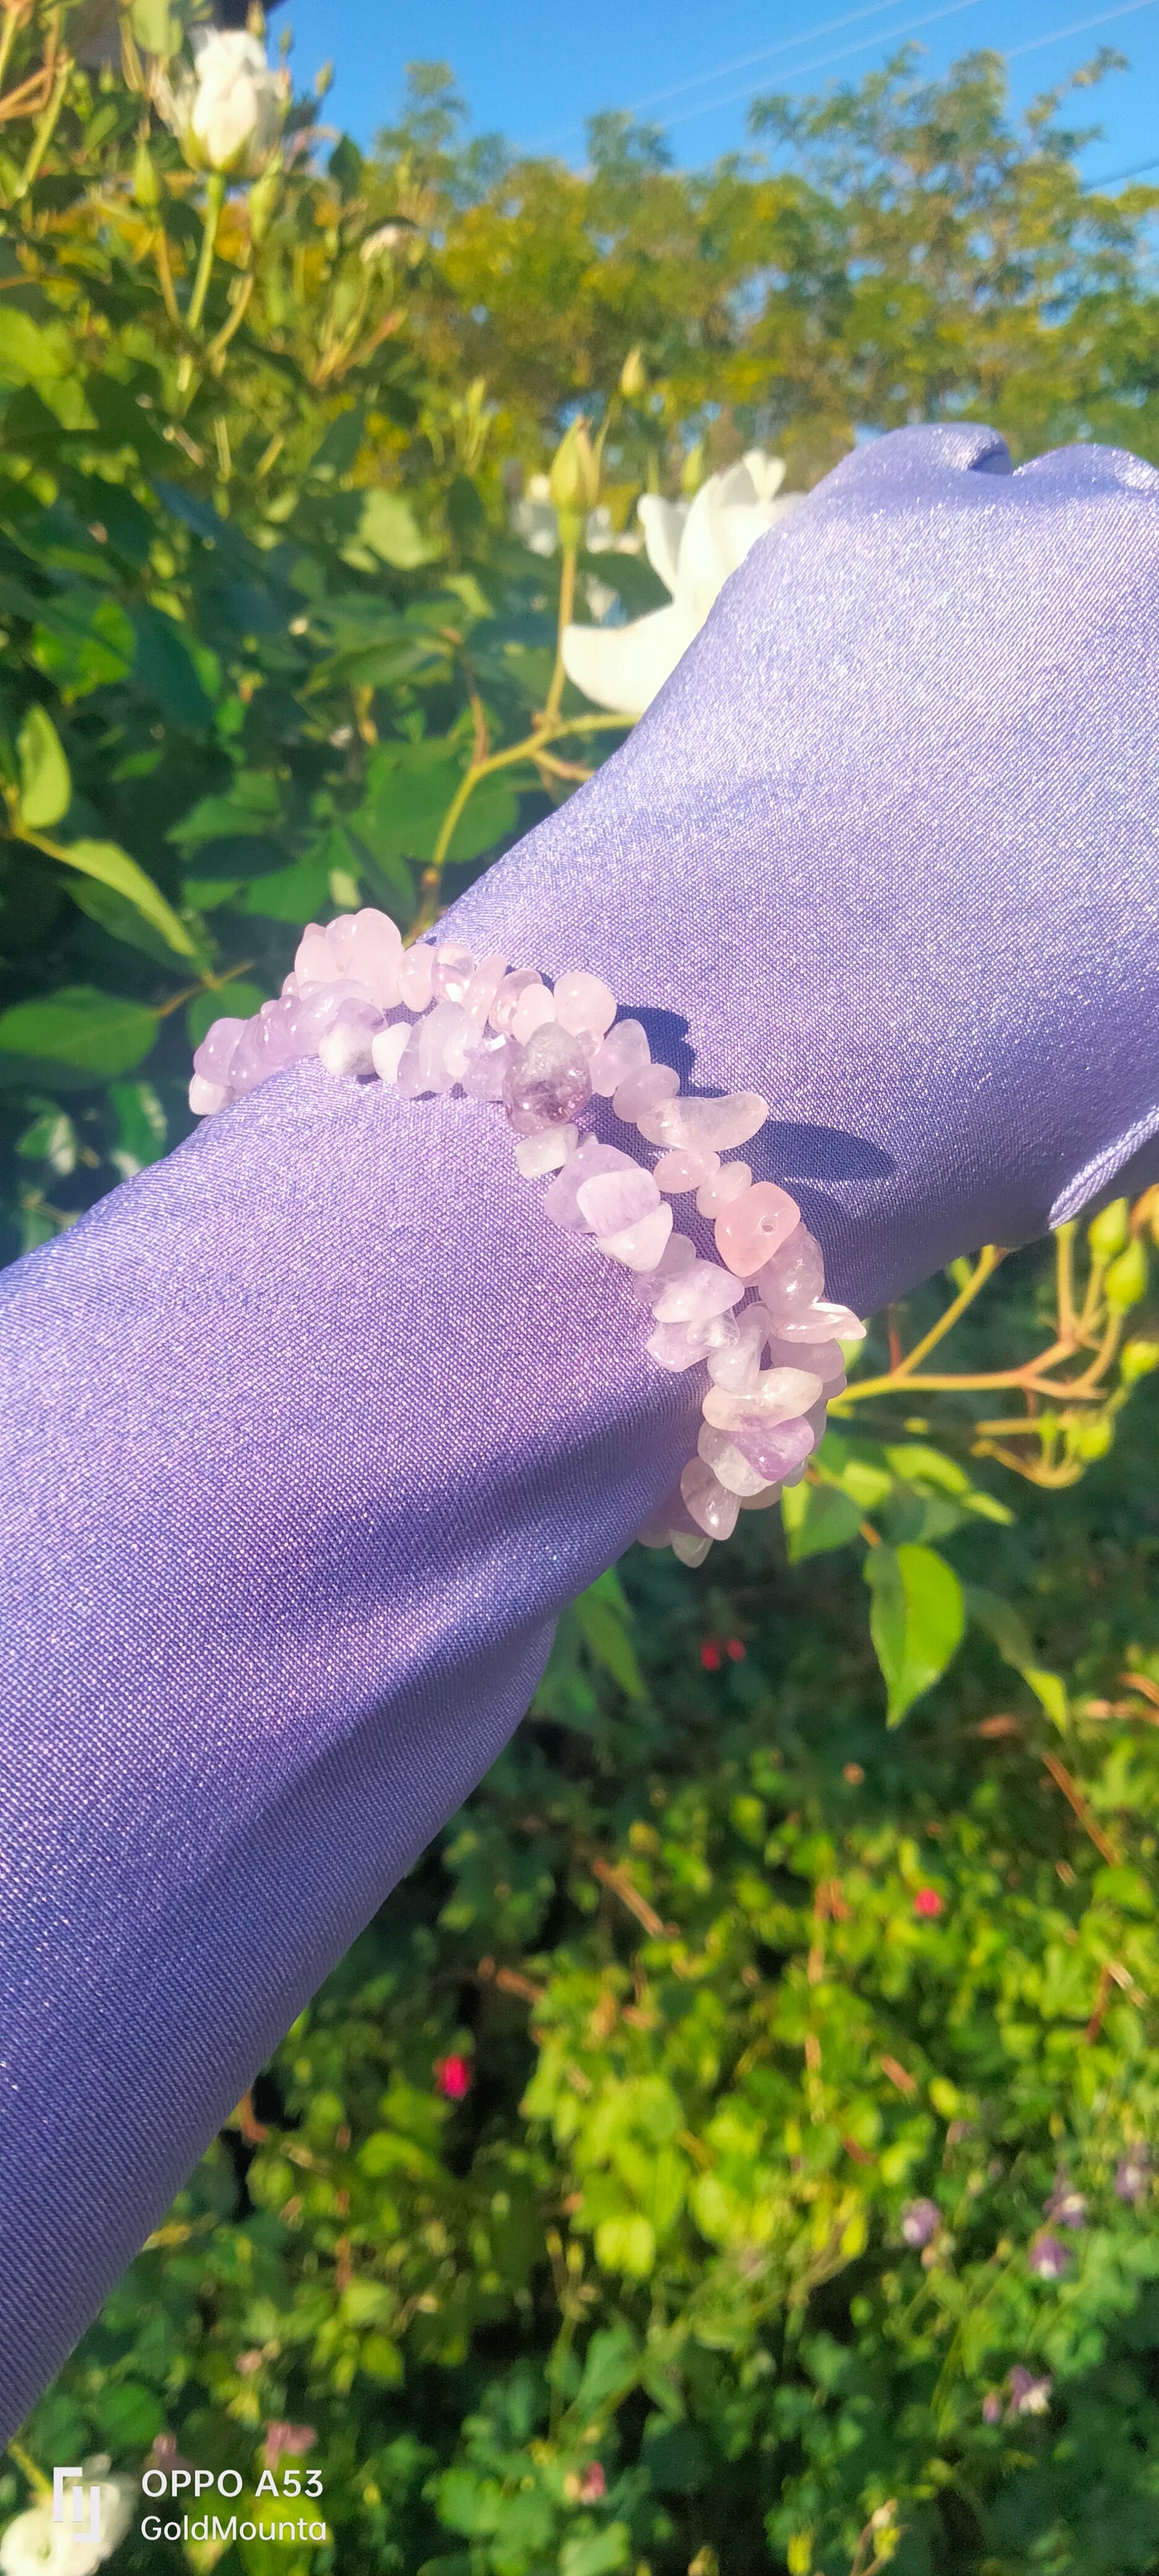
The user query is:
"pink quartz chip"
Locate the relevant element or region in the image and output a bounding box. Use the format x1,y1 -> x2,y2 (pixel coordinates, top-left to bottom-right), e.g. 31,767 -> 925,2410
696,1422 -> 769,1499
598,1203 -> 673,1272
371,1023 -> 410,1085
715,1178 -> 801,1279
553,969 -> 617,1039
511,982 -> 557,1043
590,1019 -> 649,1097
730,1412 -> 816,1484
627,1230 -> 697,1308
515,1124 -> 578,1177
463,951 -> 508,1022
696,1159 -> 752,1216
637,1090 -> 768,1150
653,1260 -> 746,1326
542,1137 -> 638,1230
654,1146 -> 718,1195
679,1457 -> 740,1541
490,968 -> 542,1032
188,1073 -> 229,1116
328,908 -> 403,1006
432,940 -> 475,1005
702,1364 -> 824,1430
398,943 -> 435,1011
576,1166 -> 660,1236
613,1061 -> 679,1122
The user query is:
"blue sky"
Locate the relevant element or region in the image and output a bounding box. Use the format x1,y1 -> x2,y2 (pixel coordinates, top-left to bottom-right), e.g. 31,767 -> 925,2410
278,0 -> 1159,186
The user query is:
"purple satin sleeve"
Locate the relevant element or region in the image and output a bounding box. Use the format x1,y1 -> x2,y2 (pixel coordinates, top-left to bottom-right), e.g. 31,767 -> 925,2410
0,425 -> 1157,2433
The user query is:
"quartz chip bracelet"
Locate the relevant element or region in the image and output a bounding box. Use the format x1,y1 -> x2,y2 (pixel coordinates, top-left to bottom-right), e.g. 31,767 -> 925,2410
189,910 -> 865,1565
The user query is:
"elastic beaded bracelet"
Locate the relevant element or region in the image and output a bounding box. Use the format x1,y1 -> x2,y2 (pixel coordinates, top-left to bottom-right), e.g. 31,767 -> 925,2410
189,908 -> 865,1565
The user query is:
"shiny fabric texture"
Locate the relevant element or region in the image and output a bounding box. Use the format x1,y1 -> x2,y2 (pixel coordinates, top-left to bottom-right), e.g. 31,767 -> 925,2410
0,424 -> 1156,2434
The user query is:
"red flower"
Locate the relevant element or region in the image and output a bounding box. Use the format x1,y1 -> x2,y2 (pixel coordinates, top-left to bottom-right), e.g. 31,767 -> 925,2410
435,2053 -> 472,2100
700,1641 -> 722,1671
914,1888 -> 944,1918
578,2462 -> 606,2501
725,1637 -> 745,1661
262,2422 -> 316,2473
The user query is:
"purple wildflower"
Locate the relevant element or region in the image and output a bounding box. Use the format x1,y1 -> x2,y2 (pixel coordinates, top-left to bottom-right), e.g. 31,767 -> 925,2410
901,2197 -> 941,2249
1007,2366 -> 1052,2417
982,2391 -> 1003,2425
1044,2175 -> 1088,2229
1028,2232 -> 1071,2281
1116,2149 -> 1152,2205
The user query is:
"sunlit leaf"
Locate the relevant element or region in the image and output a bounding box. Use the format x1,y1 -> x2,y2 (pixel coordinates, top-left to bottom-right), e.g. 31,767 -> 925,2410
16,704 -> 71,830
865,1541 -> 965,1726
0,987 -> 158,1083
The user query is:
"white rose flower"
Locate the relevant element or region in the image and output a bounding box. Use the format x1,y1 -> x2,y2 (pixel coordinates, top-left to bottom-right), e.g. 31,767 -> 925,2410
561,449 -> 801,716
0,2481 -> 132,2576
158,29 -> 290,181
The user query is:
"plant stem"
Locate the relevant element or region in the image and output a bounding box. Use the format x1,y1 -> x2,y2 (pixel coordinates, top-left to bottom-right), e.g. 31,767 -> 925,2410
152,222 -> 181,327
542,543 -> 577,725
187,169 -> 225,334
411,711 -> 632,935
883,1244 -> 1007,1381
15,41 -> 68,194
0,4 -> 23,102
206,266 -> 253,367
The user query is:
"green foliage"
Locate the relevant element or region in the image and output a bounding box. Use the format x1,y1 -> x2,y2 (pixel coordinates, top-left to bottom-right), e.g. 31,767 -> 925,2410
21,1393 -> 1159,2574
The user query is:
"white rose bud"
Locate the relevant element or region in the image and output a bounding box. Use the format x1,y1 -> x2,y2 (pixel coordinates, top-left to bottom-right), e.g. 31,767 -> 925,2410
158,30 -> 291,181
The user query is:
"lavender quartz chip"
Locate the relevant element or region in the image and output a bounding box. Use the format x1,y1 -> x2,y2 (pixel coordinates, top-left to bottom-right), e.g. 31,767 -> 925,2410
502,1024 -> 593,1137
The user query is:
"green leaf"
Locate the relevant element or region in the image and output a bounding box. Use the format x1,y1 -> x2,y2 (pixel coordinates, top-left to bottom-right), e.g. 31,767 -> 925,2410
781,1479 -> 865,1562
31,590 -> 136,699
16,1101 -> 76,1174
966,1585 -> 1068,1726
356,740 -> 462,863
234,856 -> 333,923
447,770 -> 520,863
129,604 -> 217,730
108,1080 -> 167,1178
67,876 -> 192,968
346,487 -> 441,570
0,987 -> 159,1084
16,704 -> 71,830
571,2322 -> 641,2416
559,2529 -> 631,2576
574,1571 -> 644,1700
865,1541 -> 965,1726
47,837 -> 194,958
168,772 -> 283,851
187,982 -> 267,1049
0,307 -> 74,386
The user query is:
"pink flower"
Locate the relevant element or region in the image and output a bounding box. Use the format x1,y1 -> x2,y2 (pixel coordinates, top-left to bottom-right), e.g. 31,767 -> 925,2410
435,2053 -> 472,2101
1045,2175 -> 1087,2229
914,1888 -> 943,1918
236,2350 -> 265,2376
1028,2232 -> 1071,2280
578,2463 -> 606,2501
1007,2366 -> 1052,2417
1116,2148 -> 1151,2205
901,2197 -> 940,2249
982,2391 -> 1003,2424
262,2423 -> 316,2473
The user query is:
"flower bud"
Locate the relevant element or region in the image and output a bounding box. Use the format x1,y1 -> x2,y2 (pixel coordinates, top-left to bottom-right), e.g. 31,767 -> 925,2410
619,344 -> 646,400
1121,1336 -> 1159,1384
1088,1196 -> 1129,1260
549,419 -> 600,547
132,133 -> 161,210
248,160 -> 282,245
156,28 -> 291,181
1105,1237 -> 1149,1312
1066,1413 -> 1114,1462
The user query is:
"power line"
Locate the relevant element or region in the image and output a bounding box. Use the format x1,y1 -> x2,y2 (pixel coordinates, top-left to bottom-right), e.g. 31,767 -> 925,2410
1084,148 -> 1159,181
1007,0 -> 1157,55
663,0 -> 983,132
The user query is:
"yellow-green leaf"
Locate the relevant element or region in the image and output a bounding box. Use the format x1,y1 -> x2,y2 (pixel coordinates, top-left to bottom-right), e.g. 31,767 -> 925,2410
865,1541 -> 965,1726
45,837 -> 195,958
17,704 -> 71,830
